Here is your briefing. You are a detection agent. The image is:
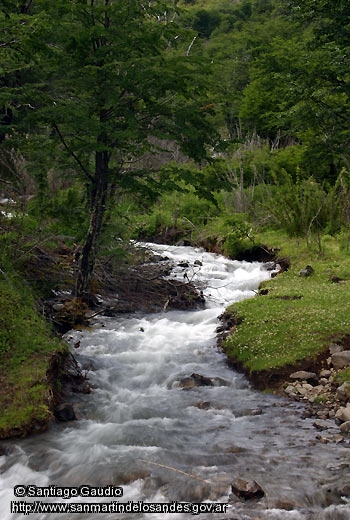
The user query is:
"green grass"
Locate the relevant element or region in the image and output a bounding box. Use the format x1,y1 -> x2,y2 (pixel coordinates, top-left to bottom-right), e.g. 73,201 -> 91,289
0,275 -> 66,438
223,231 -> 350,374
335,368 -> 350,384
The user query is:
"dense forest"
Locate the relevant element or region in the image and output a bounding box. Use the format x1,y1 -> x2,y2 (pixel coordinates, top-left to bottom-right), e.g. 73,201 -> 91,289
1,0 -> 349,295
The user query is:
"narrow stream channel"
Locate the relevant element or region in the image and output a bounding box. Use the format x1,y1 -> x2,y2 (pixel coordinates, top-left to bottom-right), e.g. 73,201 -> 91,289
1,244 -> 349,519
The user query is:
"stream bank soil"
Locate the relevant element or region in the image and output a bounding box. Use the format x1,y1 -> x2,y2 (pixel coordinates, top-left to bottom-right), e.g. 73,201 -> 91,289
27,243 -> 206,333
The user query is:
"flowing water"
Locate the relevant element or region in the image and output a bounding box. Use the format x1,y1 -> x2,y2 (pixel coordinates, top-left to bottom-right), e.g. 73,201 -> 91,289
0,244 -> 349,520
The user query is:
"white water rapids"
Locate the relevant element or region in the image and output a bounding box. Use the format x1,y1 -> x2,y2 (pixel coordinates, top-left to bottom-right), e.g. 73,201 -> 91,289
0,243 -> 349,519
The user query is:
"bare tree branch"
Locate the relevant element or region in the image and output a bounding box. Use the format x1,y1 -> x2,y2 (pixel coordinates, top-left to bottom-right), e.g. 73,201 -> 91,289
0,40 -> 19,47
52,123 -> 94,183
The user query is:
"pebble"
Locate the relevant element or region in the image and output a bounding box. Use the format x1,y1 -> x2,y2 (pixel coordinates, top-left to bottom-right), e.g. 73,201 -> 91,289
284,385 -> 297,396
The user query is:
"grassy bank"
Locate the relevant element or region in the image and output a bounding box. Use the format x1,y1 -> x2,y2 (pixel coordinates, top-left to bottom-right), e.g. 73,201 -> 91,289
0,274 -> 67,438
223,231 -> 350,386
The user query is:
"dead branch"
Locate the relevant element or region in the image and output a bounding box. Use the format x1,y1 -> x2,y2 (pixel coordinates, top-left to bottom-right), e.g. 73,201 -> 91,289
140,459 -> 210,484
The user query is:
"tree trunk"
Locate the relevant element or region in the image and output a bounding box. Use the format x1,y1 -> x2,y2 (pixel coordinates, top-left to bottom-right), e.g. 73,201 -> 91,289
74,150 -> 108,300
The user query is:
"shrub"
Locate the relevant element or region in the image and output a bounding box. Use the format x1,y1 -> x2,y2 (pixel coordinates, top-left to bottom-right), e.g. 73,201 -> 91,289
264,170 -> 350,246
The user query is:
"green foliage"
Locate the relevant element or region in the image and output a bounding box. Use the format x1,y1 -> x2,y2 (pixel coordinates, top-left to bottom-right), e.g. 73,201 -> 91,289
2,0 -> 349,245
237,0 -> 350,173
191,9 -> 221,38
263,170 -> 350,243
270,145 -> 306,180
337,229 -> 350,253
221,215 -> 254,258
0,1 -> 54,139
181,0 -> 350,178
188,211 -> 256,257
44,185 -> 87,239
130,188 -> 219,240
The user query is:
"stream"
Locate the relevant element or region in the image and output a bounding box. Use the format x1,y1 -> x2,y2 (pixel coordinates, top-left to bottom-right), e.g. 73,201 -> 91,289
0,243 -> 349,519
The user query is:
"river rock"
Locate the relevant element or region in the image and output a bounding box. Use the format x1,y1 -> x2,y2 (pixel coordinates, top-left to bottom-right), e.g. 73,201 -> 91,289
299,265 -> 314,277
289,371 -> 318,383
259,288 -> 269,295
177,373 -> 214,389
313,421 -> 329,431
250,408 -> 263,416
297,383 -> 313,396
340,421 -> 350,434
177,377 -> 196,389
331,351 -> 350,370
339,485 -> 350,497
319,369 -> 332,378
264,261 -> 277,271
284,385 -> 298,396
316,410 -> 329,419
231,478 -> 265,500
329,344 -> 344,355
336,382 -> 350,402
54,403 -> 77,422
335,405 -> 350,423
273,498 -> 303,510
315,433 -> 330,443
195,401 -> 211,409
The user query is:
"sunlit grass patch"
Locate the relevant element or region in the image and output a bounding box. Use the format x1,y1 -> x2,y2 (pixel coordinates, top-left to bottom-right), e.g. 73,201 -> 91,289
223,233 -> 350,373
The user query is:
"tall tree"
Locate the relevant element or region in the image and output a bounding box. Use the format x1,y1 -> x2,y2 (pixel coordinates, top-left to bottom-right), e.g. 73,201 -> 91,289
37,0 -> 218,299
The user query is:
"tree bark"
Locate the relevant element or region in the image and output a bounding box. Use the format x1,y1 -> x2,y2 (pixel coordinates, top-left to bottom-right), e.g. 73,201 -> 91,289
74,149 -> 108,300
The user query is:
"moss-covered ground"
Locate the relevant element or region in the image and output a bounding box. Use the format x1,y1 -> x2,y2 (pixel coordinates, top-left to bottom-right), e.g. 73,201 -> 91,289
223,232 -> 350,381
0,275 -> 67,438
